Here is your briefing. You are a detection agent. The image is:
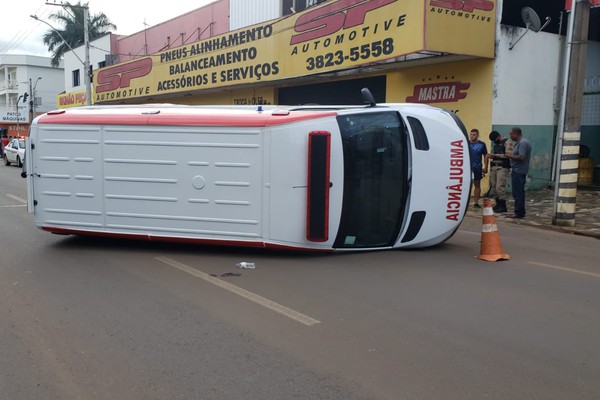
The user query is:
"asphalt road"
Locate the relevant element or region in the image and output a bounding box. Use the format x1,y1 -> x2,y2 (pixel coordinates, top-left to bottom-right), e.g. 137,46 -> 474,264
1,165 -> 599,400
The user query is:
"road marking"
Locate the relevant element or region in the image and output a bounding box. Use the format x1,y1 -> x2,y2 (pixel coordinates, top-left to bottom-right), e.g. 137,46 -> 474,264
6,194 -> 27,204
528,261 -> 600,279
0,204 -> 27,208
457,230 -> 481,236
155,256 -> 321,326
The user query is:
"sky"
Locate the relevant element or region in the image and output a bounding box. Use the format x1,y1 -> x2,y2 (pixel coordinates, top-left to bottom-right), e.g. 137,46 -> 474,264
1,0 -> 216,58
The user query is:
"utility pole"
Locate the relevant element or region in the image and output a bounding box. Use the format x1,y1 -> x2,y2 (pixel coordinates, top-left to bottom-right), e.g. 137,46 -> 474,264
552,0 -> 591,226
32,77 -> 42,117
16,95 -> 23,134
83,4 -> 91,105
29,79 -> 33,122
144,19 -> 149,55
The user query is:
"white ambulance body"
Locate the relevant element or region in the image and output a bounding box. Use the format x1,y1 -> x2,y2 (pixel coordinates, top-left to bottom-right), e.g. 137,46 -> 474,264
26,103 -> 470,251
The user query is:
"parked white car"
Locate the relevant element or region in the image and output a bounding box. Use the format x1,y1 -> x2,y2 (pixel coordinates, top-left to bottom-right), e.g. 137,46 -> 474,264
3,138 -> 25,167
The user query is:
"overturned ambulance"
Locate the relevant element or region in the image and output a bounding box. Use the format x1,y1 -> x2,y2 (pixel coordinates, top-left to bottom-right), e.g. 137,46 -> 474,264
25,99 -> 470,251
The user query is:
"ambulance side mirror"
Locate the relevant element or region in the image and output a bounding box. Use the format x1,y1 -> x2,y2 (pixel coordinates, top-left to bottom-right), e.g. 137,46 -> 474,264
361,88 -> 376,107
21,154 -> 27,178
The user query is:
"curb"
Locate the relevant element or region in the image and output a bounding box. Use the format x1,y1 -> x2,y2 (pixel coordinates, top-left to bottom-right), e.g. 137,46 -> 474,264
465,214 -> 600,239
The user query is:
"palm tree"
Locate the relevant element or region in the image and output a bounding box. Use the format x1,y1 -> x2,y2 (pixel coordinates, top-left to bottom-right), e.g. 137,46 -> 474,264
42,2 -> 117,67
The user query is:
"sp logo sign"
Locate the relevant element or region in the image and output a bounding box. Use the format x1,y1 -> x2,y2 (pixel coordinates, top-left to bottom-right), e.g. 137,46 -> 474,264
430,0 -> 494,12
290,0 -> 397,45
96,58 -> 153,93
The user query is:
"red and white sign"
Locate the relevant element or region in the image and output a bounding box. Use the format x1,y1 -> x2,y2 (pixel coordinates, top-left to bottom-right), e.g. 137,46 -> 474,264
290,0 -> 396,45
565,0 -> 600,10
96,58 -> 153,93
430,0 -> 494,12
406,81 -> 470,104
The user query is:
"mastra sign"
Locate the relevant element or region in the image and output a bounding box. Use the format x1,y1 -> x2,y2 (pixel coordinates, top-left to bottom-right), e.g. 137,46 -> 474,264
94,0 -> 496,103
388,58 -> 495,144
405,81 -> 471,103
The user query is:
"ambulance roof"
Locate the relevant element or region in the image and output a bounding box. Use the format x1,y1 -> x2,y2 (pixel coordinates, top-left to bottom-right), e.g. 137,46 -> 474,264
36,104 -> 339,127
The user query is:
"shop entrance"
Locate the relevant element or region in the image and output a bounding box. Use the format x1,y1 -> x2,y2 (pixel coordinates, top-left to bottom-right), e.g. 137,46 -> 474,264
278,76 -> 386,106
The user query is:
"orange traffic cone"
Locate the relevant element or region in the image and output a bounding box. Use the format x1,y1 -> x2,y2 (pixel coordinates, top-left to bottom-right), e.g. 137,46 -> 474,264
476,198 -> 510,262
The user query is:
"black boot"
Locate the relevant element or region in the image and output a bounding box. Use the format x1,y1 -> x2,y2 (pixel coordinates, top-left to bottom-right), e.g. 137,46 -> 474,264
493,199 -> 507,213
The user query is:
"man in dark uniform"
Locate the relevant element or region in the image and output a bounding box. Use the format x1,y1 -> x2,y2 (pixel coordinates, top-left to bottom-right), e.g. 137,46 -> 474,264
505,127 -> 532,218
468,128 -> 488,208
486,131 -> 513,213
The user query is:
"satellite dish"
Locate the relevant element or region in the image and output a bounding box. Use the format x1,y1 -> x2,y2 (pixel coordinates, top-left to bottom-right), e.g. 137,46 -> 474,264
522,7 -> 542,32
509,7 -> 551,50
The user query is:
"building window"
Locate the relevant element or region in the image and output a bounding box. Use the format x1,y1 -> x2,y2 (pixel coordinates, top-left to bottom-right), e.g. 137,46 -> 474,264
72,69 -> 80,87
282,0 -> 326,16
306,0 -> 323,6
98,61 -> 106,69
282,0 -> 294,15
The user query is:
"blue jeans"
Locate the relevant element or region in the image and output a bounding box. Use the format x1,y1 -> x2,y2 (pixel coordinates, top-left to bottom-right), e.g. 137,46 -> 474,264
511,172 -> 527,217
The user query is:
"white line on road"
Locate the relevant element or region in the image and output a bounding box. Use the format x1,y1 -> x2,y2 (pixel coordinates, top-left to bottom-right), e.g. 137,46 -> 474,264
6,194 -> 27,204
457,230 -> 481,236
155,256 -> 321,326
528,261 -> 600,279
0,204 -> 27,208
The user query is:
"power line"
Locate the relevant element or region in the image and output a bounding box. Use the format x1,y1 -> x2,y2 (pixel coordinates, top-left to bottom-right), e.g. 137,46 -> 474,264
0,7 -> 52,58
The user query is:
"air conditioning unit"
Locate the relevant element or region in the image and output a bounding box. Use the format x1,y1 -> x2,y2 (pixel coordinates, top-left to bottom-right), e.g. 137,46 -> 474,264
104,54 -> 119,66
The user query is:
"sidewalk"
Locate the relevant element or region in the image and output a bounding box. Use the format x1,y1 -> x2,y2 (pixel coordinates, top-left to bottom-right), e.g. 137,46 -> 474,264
466,187 -> 600,238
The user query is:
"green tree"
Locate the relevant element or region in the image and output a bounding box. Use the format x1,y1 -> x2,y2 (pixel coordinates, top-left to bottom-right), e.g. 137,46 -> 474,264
42,2 -> 117,67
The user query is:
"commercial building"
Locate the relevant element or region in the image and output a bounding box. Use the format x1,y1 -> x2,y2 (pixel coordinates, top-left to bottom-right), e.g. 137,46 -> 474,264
56,0 -> 599,189
0,54 -> 64,138
57,34 -> 118,108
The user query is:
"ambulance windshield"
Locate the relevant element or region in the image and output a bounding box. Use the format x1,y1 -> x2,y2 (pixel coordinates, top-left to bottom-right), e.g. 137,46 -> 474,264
334,111 -> 408,248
